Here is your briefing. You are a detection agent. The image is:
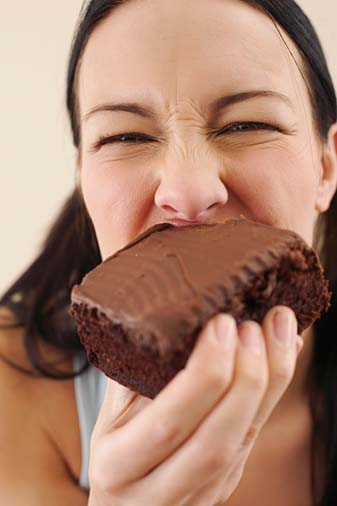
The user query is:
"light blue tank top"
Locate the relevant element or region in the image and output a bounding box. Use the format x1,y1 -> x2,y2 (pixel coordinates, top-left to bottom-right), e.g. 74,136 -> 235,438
73,352 -> 108,490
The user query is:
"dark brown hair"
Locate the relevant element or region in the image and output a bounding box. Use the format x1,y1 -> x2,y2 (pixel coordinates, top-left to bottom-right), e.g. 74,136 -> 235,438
0,1 -> 336,503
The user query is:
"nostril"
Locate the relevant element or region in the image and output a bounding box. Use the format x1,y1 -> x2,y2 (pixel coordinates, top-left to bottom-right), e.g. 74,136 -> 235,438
206,202 -> 218,211
162,204 -> 178,213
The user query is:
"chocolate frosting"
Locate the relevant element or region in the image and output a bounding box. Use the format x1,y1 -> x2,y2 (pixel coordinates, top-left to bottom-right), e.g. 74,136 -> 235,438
72,219 -> 323,356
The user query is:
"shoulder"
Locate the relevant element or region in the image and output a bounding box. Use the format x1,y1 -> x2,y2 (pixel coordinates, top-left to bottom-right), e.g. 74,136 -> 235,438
0,307 -> 83,489
0,305 -> 35,371
0,304 -> 78,373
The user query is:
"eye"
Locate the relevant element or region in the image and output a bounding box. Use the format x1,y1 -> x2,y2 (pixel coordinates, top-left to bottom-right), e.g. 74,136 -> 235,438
219,121 -> 282,135
93,132 -> 155,150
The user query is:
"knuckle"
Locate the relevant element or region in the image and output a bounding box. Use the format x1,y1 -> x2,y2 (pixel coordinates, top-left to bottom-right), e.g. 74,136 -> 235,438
272,362 -> 294,383
204,451 -> 227,472
202,447 -> 230,472
89,456 -> 113,491
240,365 -> 268,391
192,360 -> 232,392
152,420 -> 181,447
89,466 -> 110,492
89,441 -> 119,492
196,441 -> 235,472
207,366 -> 232,391
243,424 -> 260,447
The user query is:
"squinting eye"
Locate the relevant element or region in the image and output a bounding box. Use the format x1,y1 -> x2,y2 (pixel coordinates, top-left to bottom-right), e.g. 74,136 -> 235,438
220,121 -> 281,134
94,133 -> 154,150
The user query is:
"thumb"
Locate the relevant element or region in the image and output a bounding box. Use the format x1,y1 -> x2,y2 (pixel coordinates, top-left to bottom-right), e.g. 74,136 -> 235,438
96,378 -> 152,433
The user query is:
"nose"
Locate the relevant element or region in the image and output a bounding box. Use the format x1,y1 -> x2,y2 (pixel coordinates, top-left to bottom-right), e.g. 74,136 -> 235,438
154,163 -> 228,222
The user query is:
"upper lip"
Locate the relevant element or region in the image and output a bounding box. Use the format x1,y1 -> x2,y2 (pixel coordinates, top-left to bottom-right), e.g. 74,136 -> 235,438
160,218 -> 205,227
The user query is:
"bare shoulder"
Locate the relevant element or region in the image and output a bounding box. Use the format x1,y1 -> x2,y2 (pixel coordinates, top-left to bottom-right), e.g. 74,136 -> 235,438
0,307 -> 85,504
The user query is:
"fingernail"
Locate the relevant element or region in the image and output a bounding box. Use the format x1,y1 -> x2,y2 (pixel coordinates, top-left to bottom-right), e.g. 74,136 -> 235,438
273,309 -> 294,348
213,314 -> 236,350
296,336 -> 304,356
239,323 -> 263,356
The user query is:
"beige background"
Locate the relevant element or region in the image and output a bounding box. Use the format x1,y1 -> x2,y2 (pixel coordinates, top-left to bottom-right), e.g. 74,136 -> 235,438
0,0 -> 336,293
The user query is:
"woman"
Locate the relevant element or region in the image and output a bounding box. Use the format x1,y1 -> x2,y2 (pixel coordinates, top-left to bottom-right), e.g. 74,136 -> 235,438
0,0 -> 336,504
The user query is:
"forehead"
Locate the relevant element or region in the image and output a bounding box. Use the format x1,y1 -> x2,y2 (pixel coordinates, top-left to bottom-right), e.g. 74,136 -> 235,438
78,0 -> 307,116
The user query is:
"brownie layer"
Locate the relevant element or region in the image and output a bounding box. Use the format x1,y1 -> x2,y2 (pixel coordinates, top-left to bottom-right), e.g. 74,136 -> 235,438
70,219 -> 331,399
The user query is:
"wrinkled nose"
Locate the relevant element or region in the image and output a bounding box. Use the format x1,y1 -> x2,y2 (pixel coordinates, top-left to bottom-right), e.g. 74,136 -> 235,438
154,164 -> 228,222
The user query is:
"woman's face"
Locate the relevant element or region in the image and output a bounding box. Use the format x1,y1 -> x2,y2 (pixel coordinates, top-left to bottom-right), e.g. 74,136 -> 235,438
77,0 -> 335,260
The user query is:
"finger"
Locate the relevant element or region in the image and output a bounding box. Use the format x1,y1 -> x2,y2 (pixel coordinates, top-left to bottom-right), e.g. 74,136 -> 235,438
296,335 -> 304,355
180,462 -> 240,506
239,305 -> 299,447
90,379 -> 153,490
180,473 -> 225,506
134,320 -> 269,506
215,307 -> 301,492
200,324 -> 304,506
180,322 -> 304,506
93,379 -> 151,435
224,331 -> 304,475
96,313 -> 238,489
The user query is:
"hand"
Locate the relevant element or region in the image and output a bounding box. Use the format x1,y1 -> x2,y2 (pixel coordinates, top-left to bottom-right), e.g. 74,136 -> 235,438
88,305 -> 303,506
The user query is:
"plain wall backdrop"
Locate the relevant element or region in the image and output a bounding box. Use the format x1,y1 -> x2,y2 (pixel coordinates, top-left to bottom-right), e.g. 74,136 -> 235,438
0,0 -> 336,293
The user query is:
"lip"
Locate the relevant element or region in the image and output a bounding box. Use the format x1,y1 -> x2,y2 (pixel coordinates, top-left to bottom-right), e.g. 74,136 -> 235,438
160,219 -> 203,227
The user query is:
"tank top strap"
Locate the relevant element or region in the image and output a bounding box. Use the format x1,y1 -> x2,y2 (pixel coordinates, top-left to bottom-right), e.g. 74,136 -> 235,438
73,352 -> 107,490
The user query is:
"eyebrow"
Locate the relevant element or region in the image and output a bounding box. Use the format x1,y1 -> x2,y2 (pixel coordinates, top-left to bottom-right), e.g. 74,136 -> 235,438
82,90 -> 294,123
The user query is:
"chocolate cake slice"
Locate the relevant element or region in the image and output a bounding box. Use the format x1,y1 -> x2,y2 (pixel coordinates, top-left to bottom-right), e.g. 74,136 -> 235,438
70,219 -> 331,399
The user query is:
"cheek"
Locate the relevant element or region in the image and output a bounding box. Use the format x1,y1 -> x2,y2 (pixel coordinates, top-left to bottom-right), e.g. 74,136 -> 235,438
80,160 -> 151,257
229,143 -> 318,240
